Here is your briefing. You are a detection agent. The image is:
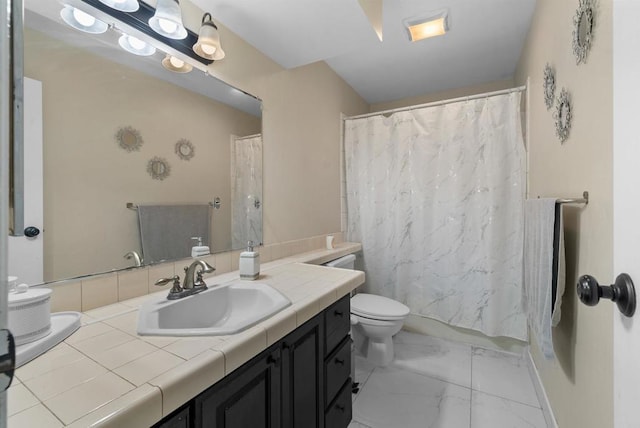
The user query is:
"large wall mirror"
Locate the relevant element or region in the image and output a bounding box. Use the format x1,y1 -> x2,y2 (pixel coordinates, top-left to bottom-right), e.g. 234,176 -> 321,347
10,0 -> 263,284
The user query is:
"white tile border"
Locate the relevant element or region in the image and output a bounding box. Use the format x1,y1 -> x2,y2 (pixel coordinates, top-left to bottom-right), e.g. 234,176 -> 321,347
525,347 -> 558,428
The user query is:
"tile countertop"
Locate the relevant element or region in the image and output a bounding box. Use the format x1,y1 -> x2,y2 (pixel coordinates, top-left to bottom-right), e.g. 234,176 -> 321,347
7,243 -> 363,428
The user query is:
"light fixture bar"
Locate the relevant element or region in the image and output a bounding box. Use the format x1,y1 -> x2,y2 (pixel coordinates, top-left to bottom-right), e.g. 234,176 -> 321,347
404,11 -> 449,42
78,0 -> 213,65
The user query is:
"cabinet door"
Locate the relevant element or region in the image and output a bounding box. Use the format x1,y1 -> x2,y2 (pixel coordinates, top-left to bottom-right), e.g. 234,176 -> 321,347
195,349 -> 281,428
282,314 -> 324,428
154,405 -> 191,428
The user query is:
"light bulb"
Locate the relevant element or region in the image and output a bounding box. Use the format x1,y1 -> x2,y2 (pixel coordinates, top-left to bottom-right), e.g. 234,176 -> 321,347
169,56 -> 184,68
128,36 -> 146,50
200,43 -> 216,55
158,18 -> 178,35
73,8 -> 96,27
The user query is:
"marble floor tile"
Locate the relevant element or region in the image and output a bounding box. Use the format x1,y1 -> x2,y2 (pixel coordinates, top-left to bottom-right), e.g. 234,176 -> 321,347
353,365 -> 471,428
352,354 -> 377,402
471,347 -> 540,407
348,420 -> 372,428
471,390 -> 547,428
391,331 -> 472,388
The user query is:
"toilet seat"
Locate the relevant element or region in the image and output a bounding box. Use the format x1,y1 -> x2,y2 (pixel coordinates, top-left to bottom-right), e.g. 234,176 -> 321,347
351,293 -> 410,321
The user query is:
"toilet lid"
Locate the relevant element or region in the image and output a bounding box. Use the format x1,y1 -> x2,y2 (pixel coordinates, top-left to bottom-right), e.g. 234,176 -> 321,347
351,293 -> 410,320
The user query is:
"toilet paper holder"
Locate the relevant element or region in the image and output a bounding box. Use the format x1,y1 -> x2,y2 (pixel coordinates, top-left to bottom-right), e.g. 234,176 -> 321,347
577,273 -> 636,317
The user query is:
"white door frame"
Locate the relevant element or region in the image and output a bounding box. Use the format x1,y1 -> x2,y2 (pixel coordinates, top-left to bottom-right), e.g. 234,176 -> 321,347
613,1 -> 640,427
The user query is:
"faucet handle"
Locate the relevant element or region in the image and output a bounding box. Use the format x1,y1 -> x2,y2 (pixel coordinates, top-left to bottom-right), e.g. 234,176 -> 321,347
155,276 -> 182,293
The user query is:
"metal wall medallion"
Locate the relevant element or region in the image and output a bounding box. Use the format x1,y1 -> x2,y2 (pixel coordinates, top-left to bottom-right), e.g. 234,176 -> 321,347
147,156 -> 171,180
175,139 -> 195,161
554,88 -> 572,143
543,64 -> 556,110
572,0 -> 595,65
116,126 -> 143,152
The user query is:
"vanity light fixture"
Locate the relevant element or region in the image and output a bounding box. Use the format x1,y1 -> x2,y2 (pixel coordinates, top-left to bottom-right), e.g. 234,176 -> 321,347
149,0 -> 188,40
162,54 -> 193,73
98,0 -> 139,13
60,5 -> 108,34
193,13 -> 225,60
118,34 -> 156,56
404,10 -> 449,42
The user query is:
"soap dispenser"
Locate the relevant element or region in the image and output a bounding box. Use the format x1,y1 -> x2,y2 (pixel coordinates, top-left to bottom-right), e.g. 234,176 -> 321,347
239,241 -> 260,280
191,237 -> 210,258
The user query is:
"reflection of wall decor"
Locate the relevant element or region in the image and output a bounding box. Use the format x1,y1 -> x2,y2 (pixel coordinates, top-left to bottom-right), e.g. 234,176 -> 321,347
543,64 -> 556,110
116,126 -> 143,152
572,0 -> 595,65
175,139 -> 195,161
147,156 -> 171,180
554,88 -> 572,143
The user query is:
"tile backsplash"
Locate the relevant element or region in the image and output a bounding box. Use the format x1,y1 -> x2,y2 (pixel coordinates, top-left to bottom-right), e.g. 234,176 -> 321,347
45,233 -> 343,313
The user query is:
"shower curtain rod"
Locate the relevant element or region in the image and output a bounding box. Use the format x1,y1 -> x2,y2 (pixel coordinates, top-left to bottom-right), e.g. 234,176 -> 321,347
345,85 -> 527,120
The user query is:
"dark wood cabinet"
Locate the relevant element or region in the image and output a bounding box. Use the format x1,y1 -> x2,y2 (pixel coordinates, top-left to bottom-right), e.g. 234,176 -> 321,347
281,312 -> 324,428
155,295 -> 352,428
194,347 -> 281,428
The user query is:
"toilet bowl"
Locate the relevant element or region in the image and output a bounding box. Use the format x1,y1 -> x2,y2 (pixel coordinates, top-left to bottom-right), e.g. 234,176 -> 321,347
350,293 -> 410,366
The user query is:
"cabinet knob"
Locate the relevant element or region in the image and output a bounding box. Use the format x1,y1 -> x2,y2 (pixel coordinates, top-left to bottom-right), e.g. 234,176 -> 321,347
334,310 -> 344,317
336,404 -> 345,412
267,354 -> 280,366
335,358 -> 345,366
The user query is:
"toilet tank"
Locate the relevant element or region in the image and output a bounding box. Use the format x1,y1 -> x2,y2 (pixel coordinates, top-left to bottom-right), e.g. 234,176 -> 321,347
323,254 -> 356,269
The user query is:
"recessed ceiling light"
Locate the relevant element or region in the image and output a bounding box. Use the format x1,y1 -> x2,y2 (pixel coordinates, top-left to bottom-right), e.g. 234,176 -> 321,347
404,10 -> 449,42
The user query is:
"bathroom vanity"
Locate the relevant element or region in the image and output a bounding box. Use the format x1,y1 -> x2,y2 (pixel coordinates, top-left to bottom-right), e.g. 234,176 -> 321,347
7,244 -> 362,427
156,295 -> 352,428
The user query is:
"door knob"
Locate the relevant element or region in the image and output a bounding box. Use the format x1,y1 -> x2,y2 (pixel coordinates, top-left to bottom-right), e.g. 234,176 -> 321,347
24,226 -> 40,238
577,273 -> 636,317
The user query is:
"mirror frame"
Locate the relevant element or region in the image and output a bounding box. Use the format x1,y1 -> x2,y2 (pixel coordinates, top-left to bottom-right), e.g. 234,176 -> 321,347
572,0 -> 595,65
543,63 -> 556,111
554,88 -> 572,143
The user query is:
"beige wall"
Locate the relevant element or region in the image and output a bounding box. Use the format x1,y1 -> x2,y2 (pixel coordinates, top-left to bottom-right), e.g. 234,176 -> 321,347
25,29 -> 260,281
369,79 -> 514,112
515,1 -> 613,427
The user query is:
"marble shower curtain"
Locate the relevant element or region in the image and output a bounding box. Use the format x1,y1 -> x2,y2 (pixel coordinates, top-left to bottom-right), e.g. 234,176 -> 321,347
231,134 -> 263,249
345,92 -> 527,340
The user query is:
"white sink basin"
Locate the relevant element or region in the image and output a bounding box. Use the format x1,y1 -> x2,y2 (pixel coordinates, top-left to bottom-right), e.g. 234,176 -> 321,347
137,281 -> 291,336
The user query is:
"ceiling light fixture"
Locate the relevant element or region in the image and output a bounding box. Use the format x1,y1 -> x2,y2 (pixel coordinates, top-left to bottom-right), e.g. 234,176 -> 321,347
98,0 -> 139,13
60,5 -> 108,34
404,10 -> 449,42
162,54 -> 193,73
193,13 -> 225,60
118,34 -> 156,56
149,0 -> 187,40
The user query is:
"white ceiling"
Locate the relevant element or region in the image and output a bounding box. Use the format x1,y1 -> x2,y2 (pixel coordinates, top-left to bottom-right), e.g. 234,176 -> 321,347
192,0 -> 537,104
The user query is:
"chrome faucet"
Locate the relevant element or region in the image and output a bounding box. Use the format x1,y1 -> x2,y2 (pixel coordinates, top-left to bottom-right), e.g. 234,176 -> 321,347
124,250 -> 143,267
155,260 -> 215,300
183,260 -> 215,290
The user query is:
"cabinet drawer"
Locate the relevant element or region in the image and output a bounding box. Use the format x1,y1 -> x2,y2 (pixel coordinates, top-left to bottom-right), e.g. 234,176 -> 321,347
325,337 -> 351,405
325,296 -> 350,355
325,379 -> 352,428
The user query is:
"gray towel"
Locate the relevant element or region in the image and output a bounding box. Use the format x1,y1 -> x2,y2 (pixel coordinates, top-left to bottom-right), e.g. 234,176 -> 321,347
138,204 -> 211,264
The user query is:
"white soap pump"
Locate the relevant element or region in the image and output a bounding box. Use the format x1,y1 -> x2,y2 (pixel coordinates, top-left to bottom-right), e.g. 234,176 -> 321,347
191,237 -> 210,258
239,241 -> 260,280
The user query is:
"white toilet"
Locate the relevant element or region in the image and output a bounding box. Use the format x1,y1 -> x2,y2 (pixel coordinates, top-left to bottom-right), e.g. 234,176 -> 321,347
350,293 -> 410,366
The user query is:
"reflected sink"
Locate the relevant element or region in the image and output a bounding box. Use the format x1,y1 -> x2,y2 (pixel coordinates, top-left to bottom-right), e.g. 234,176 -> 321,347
137,281 -> 291,336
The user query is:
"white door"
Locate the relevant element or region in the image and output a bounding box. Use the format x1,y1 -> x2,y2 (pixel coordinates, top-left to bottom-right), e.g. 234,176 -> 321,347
7,77 -> 43,286
613,1 -> 640,427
